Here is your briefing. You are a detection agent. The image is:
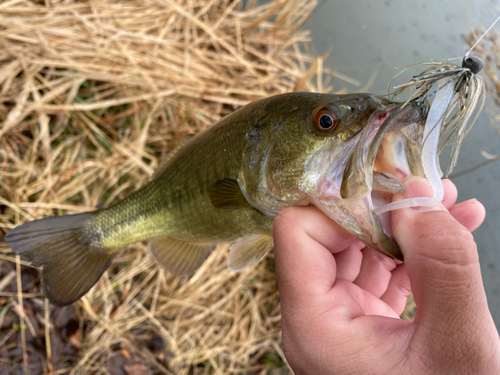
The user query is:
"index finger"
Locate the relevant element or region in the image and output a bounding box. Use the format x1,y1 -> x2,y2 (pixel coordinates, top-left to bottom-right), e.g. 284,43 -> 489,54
273,206 -> 358,303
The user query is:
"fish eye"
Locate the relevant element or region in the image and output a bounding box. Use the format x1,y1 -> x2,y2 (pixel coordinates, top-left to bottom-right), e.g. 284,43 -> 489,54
357,103 -> 367,112
314,109 -> 338,131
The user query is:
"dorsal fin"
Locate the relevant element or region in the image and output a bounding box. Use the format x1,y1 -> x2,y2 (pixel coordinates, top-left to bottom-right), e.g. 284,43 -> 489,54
153,134 -> 195,178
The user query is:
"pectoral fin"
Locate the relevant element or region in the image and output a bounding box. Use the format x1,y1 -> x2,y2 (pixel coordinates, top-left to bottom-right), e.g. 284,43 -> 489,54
207,179 -> 255,210
149,236 -> 215,276
227,234 -> 273,272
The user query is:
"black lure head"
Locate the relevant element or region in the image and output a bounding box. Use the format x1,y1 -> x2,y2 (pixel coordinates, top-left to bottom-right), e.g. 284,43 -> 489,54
462,55 -> 484,74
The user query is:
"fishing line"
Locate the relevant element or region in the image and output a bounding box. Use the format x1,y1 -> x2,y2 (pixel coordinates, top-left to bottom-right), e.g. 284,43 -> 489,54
465,14 -> 500,57
446,14 -> 500,61
449,157 -> 500,179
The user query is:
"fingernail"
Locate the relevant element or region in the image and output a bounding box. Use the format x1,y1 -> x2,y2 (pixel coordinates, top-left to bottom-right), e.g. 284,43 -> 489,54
453,198 -> 478,209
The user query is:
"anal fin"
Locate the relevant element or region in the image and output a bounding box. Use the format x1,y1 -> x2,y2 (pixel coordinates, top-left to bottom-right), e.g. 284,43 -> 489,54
149,236 -> 215,276
227,234 -> 273,272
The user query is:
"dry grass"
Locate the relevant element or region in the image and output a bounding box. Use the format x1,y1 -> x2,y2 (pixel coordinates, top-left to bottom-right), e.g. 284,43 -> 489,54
0,0 -> 349,373
0,0 -> 421,373
466,29 -> 500,110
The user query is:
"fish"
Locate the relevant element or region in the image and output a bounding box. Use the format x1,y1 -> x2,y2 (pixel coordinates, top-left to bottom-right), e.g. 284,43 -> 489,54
4,90 -> 444,306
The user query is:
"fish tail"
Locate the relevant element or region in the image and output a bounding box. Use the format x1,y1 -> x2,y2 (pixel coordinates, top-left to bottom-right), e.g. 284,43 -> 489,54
5,212 -> 113,306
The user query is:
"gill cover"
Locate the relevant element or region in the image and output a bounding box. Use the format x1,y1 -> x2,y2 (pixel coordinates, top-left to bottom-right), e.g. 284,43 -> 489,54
238,119 -> 311,217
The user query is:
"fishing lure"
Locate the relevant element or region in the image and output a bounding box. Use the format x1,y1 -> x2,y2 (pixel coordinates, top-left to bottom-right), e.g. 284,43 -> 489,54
390,57 -> 485,172
394,15 -> 500,174
374,55 -> 486,214
370,13 -> 500,215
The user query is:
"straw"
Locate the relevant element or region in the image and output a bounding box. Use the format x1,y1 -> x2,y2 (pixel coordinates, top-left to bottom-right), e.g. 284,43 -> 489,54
0,0 -> 338,372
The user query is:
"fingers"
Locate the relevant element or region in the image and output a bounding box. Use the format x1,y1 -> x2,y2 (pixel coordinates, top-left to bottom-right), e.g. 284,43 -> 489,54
392,177 -> 489,339
353,247 -> 397,298
273,206 -> 359,304
380,264 -> 411,315
334,241 -> 364,282
346,179 -> 457,306
337,280 -> 401,318
441,179 -> 457,209
449,198 -> 485,232
273,178 -> 484,325
353,178 -> 482,317
440,177 -> 484,232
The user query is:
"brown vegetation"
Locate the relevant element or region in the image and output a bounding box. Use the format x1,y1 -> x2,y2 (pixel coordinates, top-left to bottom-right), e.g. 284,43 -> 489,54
0,0 -> 423,373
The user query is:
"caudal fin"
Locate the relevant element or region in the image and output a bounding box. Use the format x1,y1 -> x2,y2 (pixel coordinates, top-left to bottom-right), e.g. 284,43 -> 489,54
5,212 -> 113,306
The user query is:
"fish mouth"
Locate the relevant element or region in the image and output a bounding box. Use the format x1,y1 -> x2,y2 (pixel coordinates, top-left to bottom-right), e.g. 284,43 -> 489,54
311,101 -> 429,260
364,103 -> 429,259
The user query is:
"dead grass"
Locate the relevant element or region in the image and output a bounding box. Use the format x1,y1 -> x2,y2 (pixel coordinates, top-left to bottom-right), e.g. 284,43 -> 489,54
0,0 -> 421,372
466,30 -> 500,108
0,0 -> 348,373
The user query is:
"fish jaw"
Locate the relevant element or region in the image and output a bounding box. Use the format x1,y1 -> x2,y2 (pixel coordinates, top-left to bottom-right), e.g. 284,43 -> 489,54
306,103 -> 427,259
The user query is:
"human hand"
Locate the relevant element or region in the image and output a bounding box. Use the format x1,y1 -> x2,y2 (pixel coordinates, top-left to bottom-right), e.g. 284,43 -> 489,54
273,177 -> 500,374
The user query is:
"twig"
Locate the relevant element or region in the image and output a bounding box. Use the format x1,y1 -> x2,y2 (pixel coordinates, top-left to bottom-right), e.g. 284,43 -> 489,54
15,255 -> 28,372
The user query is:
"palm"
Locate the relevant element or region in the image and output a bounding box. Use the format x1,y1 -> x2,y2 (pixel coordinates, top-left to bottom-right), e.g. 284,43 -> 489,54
277,234 -> 414,373
330,245 -> 409,319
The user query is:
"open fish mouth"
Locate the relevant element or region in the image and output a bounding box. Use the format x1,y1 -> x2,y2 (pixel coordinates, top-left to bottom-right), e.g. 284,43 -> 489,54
309,100 -> 429,260
362,102 -> 429,259
339,57 -> 486,260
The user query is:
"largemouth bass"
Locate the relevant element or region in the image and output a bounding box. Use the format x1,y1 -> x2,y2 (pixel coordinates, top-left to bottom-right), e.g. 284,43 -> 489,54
6,92 -> 429,306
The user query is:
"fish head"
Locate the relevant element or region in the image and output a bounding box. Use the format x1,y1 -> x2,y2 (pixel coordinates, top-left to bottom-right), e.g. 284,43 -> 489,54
310,100 -> 428,260
239,92 -> 428,260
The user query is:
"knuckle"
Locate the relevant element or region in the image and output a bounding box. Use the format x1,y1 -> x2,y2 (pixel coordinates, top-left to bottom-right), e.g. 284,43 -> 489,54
407,214 -> 479,267
273,206 -> 306,232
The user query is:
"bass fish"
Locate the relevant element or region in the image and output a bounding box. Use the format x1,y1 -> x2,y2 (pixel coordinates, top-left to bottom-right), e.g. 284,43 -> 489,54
6,91 -> 437,306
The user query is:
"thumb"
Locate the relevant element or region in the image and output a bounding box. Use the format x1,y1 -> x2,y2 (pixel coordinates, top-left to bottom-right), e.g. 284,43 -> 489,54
391,177 -> 489,335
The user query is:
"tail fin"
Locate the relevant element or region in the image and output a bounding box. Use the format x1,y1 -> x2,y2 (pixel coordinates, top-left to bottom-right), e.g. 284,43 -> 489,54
5,212 -> 113,306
